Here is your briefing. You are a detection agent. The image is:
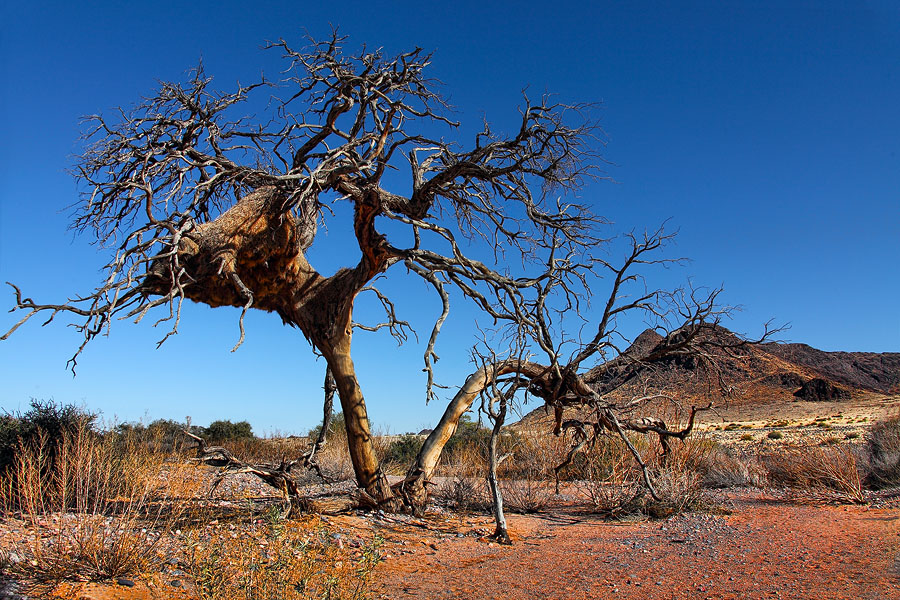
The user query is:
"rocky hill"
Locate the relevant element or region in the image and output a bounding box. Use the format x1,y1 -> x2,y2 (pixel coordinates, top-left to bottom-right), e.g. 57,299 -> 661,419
758,342 -> 900,394
516,327 -> 899,429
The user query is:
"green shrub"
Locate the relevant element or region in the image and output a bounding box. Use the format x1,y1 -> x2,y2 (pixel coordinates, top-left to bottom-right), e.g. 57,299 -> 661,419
382,434 -> 422,466
115,418 -> 190,452
443,413 -> 491,457
202,420 -> 253,443
767,431 -> 783,440
307,412 -> 346,442
0,399 -> 96,477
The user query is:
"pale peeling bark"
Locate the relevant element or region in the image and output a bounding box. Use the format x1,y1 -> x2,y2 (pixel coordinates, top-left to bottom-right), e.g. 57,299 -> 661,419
487,394 -> 511,544
399,360 -> 549,510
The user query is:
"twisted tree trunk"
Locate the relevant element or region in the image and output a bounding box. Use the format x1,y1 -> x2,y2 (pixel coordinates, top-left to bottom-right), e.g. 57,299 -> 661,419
487,394 -> 511,544
400,360 -> 550,511
320,330 -> 395,507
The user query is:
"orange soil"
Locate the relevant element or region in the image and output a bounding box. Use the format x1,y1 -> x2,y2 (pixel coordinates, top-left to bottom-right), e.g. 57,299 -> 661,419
367,492 -> 899,600
9,491 -> 899,600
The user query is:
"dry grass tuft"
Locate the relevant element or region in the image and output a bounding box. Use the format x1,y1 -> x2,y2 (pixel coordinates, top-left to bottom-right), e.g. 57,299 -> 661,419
1,422 -> 194,584
762,444 -> 866,503
186,517 -> 382,600
865,411 -> 900,488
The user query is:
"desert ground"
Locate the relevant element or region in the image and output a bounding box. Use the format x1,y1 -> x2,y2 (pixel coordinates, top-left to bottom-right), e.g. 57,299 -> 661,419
2,389 -> 899,600
3,483 -> 898,600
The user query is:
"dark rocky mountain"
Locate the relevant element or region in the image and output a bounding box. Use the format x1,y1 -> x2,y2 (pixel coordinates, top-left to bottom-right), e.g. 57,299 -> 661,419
793,378 -> 851,402
516,326 -> 897,429
583,326 -> 898,401
759,343 -> 900,394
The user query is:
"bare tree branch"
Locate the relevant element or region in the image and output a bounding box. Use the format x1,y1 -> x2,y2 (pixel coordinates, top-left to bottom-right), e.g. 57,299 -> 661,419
2,32 -> 777,513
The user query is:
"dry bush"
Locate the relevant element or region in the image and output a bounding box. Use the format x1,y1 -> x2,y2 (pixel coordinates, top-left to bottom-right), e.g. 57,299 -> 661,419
573,434 -> 708,518
643,451 -> 704,518
762,444 -> 866,503
433,431 -> 558,512
498,477 -> 553,513
576,437 -> 645,518
498,434 -> 561,513
1,423 -> 192,583
186,517 -> 381,600
16,513 -> 162,582
435,477 -> 489,512
675,436 -> 763,489
865,412 -> 900,488
642,469 -> 702,518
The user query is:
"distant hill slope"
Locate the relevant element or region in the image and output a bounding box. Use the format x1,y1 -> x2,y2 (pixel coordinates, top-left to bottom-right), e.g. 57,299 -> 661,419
515,326 -> 898,430
758,343 -> 900,394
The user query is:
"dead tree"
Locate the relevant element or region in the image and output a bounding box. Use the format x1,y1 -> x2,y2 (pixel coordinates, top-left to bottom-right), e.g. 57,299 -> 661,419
399,231 -> 779,512
299,366 -> 337,481
479,357 -> 528,545
184,428 -> 377,516
1,32 -> 772,512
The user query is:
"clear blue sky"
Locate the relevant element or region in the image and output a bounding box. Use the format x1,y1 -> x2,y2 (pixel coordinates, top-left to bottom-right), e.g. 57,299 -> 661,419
1,0 -> 897,435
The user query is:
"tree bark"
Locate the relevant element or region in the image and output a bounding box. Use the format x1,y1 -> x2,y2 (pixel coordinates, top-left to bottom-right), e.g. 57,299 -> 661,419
487,395 -> 511,544
321,330 -> 396,508
400,360 -> 549,511
301,366 -> 336,480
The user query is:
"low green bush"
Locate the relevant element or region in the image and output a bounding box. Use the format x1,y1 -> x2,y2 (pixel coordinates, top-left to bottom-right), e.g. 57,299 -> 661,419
443,413 -> 491,457
307,412 -> 346,442
0,399 -> 96,477
382,434 -> 422,466
203,419 -> 253,443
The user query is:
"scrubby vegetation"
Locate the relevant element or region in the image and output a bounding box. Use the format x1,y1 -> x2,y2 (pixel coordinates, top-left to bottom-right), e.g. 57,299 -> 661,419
865,411 -> 900,488
380,434 -> 422,470
0,400 -> 96,480
203,419 -> 254,443
0,399 -> 898,594
0,401 -> 380,597
186,518 -> 382,600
